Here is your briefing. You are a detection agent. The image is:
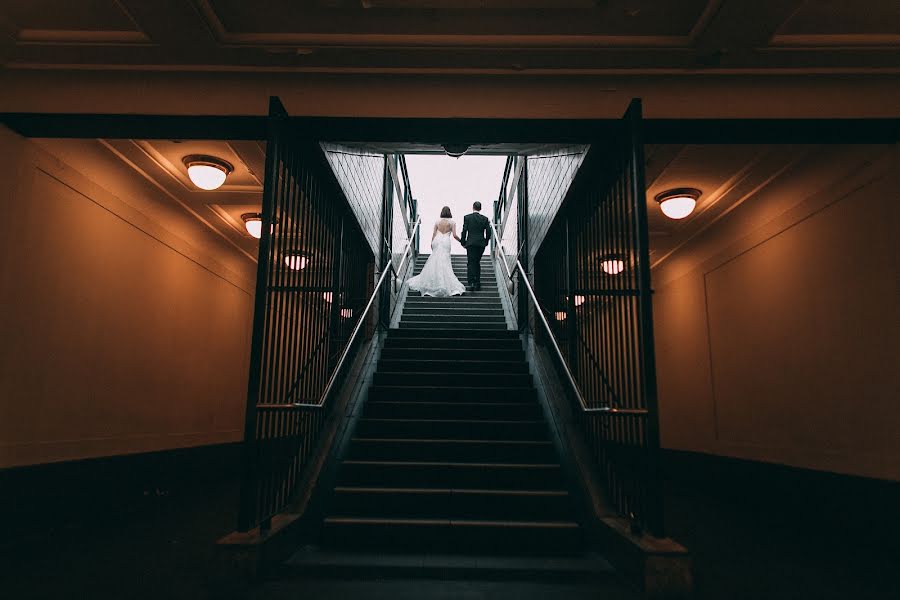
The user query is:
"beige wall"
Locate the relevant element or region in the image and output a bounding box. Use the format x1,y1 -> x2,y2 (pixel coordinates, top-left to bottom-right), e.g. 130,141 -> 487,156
653,144 -> 900,481
0,128 -> 255,468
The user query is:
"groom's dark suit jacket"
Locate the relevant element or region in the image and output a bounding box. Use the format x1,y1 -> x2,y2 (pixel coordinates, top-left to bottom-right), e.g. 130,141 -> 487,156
460,212 -> 491,247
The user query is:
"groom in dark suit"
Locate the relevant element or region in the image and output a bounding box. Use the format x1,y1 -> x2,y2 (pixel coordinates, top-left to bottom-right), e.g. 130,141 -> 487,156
460,201 -> 491,291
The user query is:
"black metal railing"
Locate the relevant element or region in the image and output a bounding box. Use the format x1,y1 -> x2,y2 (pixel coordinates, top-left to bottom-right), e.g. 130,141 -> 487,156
493,154 -> 526,323
382,153 -> 418,325
493,99 -> 664,537
238,98 -> 376,533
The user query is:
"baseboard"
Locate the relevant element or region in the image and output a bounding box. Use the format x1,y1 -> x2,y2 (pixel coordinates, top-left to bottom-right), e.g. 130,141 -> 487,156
661,448 -> 900,546
0,440 -> 242,560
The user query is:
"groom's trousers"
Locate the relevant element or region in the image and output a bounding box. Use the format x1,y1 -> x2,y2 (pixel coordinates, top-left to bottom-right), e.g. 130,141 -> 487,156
466,243 -> 486,286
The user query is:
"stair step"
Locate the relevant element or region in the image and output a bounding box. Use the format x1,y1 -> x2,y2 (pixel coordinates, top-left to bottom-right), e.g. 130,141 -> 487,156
355,418 -> 547,441
347,438 -> 555,462
330,487 -> 573,520
283,548 -> 616,582
399,321 -> 508,330
384,337 -> 521,350
368,385 -> 536,403
403,299 -> 502,307
374,372 -> 532,387
380,348 -> 525,361
338,460 -> 564,489
364,401 -> 541,420
321,516 -> 581,555
390,328 -> 518,339
408,290 -> 500,299
412,272 -> 497,282
401,315 -> 506,324
403,307 -> 504,316
377,359 -> 528,374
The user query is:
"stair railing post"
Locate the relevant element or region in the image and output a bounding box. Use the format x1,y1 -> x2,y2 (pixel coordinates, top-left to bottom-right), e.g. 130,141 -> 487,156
627,98 -> 665,537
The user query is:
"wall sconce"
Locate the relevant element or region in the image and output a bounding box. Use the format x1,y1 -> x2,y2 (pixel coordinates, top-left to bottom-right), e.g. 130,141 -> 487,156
323,292 -> 333,303
574,295 -> 585,307
340,307 -> 353,319
655,188 -> 701,220
183,155 -> 233,190
555,311 -> 567,321
284,251 -> 309,271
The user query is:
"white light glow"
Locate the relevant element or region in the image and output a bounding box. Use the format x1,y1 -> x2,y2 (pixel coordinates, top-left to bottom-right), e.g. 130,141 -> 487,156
574,295 -> 585,307
244,217 -> 262,239
555,311 -> 567,321
285,254 -> 309,271
659,195 -> 696,220
601,259 -> 625,275
323,292 -> 333,303
340,308 -> 353,319
187,164 -> 228,190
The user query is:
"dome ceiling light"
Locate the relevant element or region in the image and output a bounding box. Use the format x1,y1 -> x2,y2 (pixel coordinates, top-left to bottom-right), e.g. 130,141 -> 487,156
601,256 -> 626,276
442,143 -> 469,158
655,188 -> 701,220
284,251 -> 310,271
241,213 -> 263,239
183,155 -> 233,190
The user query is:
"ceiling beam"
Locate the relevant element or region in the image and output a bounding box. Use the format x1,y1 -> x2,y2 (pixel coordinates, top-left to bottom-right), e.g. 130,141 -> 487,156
2,113 -> 898,144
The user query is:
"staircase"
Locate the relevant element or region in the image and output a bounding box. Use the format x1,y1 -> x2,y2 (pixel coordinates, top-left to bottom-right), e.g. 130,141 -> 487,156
318,254 -> 584,555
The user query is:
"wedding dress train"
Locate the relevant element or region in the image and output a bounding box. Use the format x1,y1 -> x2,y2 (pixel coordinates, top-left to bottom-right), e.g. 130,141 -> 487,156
407,221 -> 466,297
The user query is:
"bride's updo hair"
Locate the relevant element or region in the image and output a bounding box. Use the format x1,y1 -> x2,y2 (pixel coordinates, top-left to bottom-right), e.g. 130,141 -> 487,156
440,206 -> 452,218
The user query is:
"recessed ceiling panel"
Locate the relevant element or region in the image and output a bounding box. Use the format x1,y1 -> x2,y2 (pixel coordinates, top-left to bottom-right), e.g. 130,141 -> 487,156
6,0 -> 140,32
777,1 -> 900,35
207,0 -> 709,36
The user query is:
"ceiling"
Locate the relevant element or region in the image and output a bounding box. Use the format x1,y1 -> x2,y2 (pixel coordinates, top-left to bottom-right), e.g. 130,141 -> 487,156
2,0 -> 898,74
32,134 -> 838,278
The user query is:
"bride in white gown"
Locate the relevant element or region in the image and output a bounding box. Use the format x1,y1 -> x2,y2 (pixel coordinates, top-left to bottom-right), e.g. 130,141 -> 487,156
408,206 -> 466,297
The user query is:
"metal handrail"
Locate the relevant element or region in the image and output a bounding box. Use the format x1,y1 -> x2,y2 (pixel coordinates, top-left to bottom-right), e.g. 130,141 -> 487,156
289,217 -> 421,408
488,220 -> 513,281
499,232 -> 646,417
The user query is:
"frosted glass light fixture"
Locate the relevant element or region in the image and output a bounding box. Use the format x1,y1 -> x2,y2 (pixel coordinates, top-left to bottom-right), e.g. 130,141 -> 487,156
241,213 -> 263,239
284,251 -> 309,271
182,155 -> 233,190
601,257 -> 626,275
655,188 -> 701,220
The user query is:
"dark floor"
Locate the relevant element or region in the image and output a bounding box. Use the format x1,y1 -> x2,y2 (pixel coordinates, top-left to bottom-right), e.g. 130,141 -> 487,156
3,454 -> 897,599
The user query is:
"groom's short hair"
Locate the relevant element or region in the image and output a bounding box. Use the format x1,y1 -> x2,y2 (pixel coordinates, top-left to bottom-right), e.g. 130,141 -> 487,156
473,201 -> 482,211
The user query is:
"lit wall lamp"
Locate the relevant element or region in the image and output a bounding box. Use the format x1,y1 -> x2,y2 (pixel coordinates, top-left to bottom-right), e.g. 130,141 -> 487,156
183,155 -> 233,190
601,255 -> 626,275
655,188 -> 701,220
284,251 -> 310,271
555,311 -> 567,321
323,292 -> 333,303
566,295 -> 586,307
340,308 -> 353,319
241,213 -> 263,239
